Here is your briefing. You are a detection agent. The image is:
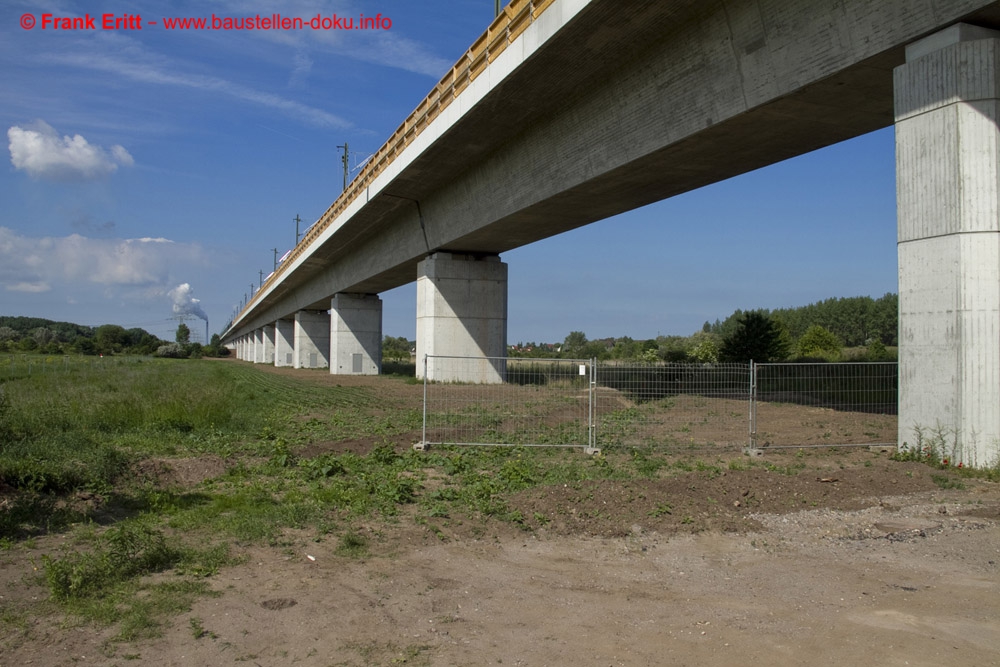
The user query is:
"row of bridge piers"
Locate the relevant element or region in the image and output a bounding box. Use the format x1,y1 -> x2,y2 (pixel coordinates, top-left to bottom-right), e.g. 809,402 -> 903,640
229,24 -> 1000,468
232,252 -> 507,383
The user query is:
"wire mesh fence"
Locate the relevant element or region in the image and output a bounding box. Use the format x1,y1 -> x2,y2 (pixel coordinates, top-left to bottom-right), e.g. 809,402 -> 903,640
421,356 -> 899,452
594,362 -> 751,450
752,362 -> 898,448
422,356 -> 594,448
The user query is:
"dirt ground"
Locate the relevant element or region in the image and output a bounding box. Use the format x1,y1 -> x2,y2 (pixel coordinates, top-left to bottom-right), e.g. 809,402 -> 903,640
1,449 -> 998,667
1,367 -> 998,666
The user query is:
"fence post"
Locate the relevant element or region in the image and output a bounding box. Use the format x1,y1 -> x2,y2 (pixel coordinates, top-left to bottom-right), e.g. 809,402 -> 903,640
416,355 -> 429,451
585,358 -> 600,455
746,360 -> 760,455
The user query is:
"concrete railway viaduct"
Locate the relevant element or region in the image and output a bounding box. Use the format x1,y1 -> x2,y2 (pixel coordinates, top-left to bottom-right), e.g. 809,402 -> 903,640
223,0 -> 1000,467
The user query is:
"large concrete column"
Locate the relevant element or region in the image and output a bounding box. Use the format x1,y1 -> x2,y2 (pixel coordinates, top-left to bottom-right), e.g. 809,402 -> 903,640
253,328 -> 264,363
274,319 -> 294,367
294,310 -> 330,369
330,293 -> 382,375
416,252 -> 507,383
262,325 -> 275,365
896,24 -> 1000,467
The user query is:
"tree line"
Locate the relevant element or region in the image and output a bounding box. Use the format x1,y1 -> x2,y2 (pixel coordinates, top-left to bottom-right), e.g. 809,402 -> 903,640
704,293 -> 898,347
0,317 -> 164,356
509,293 -> 899,363
0,317 -> 229,358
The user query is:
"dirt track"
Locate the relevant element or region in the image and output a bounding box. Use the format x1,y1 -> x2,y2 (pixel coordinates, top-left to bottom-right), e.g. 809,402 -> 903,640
2,452 -> 998,666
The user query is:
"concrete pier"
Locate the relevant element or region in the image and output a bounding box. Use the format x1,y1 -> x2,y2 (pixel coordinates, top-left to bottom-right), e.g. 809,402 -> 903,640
896,24 -> 1000,467
330,293 -> 382,375
294,310 -> 330,369
262,325 -> 275,365
274,319 -> 294,367
253,329 -> 264,364
416,252 -> 507,383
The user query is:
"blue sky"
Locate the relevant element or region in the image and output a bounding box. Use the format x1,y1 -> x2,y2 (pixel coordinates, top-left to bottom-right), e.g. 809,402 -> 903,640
1,0 -> 897,345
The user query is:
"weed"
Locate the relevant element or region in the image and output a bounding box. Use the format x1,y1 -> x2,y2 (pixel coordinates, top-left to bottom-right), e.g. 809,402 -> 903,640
647,503 -> 672,517
43,521 -> 182,601
930,474 -> 965,490
189,616 -> 217,640
337,531 -> 369,558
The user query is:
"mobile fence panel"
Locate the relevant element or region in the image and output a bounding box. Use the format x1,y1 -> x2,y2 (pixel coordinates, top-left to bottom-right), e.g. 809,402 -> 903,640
422,356 -> 595,448
752,362 -> 897,448
594,362 -> 751,450
420,357 -> 899,452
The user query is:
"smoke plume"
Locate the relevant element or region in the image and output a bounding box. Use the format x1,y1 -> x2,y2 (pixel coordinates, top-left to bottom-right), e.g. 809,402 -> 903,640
168,283 -> 208,321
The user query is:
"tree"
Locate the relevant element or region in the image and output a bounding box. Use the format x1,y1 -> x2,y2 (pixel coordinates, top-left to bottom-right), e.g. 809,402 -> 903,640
719,311 -> 790,363
95,324 -> 127,354
73,338 -> 97,355
32,327 -> 56,347
690,335 -> 720,363
563,331 -> 588,356
866,338 -> 890,361
796,325 -> 842,359
382,335 -> 411,362
125,328 -> 160,355
175,322 -> 191,344
610,337 -> 642,360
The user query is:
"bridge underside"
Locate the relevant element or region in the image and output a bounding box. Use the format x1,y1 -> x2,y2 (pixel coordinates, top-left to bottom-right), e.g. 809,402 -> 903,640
227,0 -> 1000,466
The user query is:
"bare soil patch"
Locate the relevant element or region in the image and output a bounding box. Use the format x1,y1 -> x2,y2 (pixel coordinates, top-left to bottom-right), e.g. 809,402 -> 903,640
507,459 -> 943,537
2,448 -> 998,666
133,457 -> 229,488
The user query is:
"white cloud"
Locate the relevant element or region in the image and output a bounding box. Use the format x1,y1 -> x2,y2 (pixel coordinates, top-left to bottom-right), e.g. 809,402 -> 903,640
0,227 -> 207,294
7,120 -> 135,181
289,51 -> 313,88
44,51 -> 351,129
215,0 -> 453,77
6,281 -> 51,293
350,32 -> 453,78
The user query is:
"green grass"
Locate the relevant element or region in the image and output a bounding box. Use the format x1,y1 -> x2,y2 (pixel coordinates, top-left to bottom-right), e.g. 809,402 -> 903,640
0,360 -> 418,637
7,358 -> 985,645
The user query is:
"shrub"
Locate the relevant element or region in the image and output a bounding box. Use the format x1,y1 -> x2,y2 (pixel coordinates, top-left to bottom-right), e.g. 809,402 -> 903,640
155,343 -> 186,359
796,325 -> 842,360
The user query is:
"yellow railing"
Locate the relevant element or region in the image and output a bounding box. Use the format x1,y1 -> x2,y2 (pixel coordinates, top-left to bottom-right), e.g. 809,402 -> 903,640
236,0 -> 556,326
